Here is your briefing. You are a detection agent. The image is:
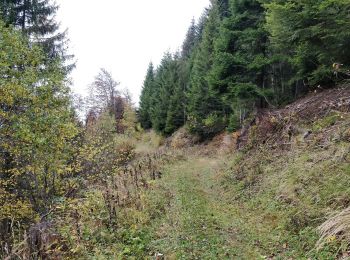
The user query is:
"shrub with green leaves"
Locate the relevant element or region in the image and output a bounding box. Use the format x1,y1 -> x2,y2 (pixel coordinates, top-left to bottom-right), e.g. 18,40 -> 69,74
0,21 -> 78,254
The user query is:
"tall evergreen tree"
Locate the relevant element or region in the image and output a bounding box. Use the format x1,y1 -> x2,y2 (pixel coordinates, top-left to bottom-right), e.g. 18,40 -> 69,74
178,19 -> 203,131
0,0 -> 74,71
144,53 -> 187,135
181,18 -> 198,59
209,0 -> 269,131
139,62 -> 154,129
138,0 -> 350,138
187,1 -> 227,136
196,9 -> 209,43
150,53 -> 173,133
165,55 -> 186,134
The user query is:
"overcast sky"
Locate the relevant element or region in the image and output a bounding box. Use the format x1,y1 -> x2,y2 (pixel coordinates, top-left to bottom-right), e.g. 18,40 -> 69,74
57,0 -> 210,104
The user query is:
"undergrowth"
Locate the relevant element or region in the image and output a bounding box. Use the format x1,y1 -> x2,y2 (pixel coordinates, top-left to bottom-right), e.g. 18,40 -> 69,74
58,109 -> 350,259
223,133 -> 350,258
9,91 -> 350,259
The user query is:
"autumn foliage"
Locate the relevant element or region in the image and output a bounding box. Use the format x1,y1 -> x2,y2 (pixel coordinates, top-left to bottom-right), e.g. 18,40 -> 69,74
0,21 -> 78,255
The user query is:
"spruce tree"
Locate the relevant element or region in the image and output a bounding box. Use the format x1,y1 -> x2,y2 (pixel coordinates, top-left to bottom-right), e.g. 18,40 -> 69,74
0,0 -> 74,71
209,0 -> 269,131
181,18 -> 198,59
165,55 -> 186,135
196,9 -> 209,43
138,0 -> 350,138
187,1 -> 226,136
139,62 -> 154,129
150,52 -> 173,133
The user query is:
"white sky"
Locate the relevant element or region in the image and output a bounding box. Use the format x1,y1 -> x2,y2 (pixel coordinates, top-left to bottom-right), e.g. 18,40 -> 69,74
57,0 -> 210,104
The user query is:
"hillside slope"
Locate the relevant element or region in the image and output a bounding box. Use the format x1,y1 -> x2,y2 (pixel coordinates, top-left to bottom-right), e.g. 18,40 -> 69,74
13,87 -> 349,259
149,86 -> 350,259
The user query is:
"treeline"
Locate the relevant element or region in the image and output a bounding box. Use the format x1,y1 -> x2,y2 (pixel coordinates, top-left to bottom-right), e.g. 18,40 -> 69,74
139,0 -> 350,137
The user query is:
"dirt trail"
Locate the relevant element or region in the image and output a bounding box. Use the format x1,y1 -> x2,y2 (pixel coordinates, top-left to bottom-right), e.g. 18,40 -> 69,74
150,156 -> 258,259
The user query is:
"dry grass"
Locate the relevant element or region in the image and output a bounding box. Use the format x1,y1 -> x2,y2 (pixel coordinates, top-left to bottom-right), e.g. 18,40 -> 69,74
317,207 -> 350,249
135,130 -> 165,154
238,87 -> 350,150
168,127 -> 200,149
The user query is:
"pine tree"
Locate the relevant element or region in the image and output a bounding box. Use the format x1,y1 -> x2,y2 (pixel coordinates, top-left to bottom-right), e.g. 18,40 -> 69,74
187,1 -> 226,136
209,0 -> 269,131
150,52 -> 173,133
139,62 -> 154,129
145,53 -> 188,135
196,9 -> 209,43
178,19 -> 202,131
138,0 -> 350,138
165,56 -> 186,134
0,0 -> 74,71
181,18 -> 198,59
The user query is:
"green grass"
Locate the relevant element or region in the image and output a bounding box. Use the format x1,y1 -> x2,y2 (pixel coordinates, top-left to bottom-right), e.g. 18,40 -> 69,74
312,111 -> 344,132
146,157 -> 260,259
140,139 -> 350,259
57,123 -> 350,259
219,143 -> 350,259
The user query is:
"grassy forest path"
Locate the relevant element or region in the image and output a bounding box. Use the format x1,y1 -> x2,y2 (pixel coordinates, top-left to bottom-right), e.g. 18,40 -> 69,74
149,155 -> 258,259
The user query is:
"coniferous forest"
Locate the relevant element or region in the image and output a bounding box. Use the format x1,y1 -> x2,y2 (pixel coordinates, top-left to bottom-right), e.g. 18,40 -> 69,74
1,0 -> 350,259
139,0 -> 350,137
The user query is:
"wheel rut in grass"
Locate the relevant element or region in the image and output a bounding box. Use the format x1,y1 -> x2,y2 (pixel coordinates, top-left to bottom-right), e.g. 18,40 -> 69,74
150,156 -> 254,259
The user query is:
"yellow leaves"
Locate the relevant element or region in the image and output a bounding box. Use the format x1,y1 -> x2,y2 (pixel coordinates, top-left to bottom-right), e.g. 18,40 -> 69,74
0,92 -> 14,106
7,168 -> 24,177
0,110 -> 8,119
0,198 -> 36,221
0,22 -> 81,235
327,235 -> 337,243
0,84 -> 29,106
